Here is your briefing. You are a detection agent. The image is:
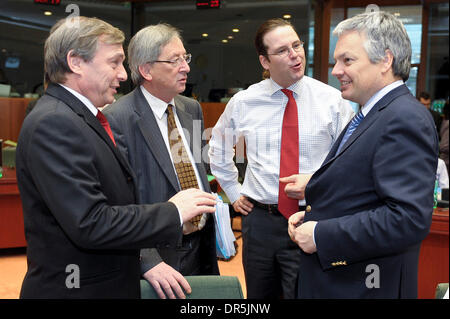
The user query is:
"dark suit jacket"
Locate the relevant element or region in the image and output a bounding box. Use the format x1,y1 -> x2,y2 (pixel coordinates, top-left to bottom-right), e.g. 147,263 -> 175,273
16,83 -> 182,298
299,84 -> 439,298
105,87 -> 219,275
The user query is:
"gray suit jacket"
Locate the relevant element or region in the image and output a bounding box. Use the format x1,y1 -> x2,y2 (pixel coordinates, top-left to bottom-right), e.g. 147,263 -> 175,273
105,87 -> 219,275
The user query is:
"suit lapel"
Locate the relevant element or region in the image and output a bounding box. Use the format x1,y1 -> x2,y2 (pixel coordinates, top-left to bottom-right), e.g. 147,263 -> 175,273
321,84 -> 411,169
133,89 -> 180,191
45,84 -> 135,177
174,98 -> 194,151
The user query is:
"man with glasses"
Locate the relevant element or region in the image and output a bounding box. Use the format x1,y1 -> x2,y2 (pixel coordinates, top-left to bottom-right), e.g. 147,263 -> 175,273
208,18 -> 353,298
105,23 -> 219,299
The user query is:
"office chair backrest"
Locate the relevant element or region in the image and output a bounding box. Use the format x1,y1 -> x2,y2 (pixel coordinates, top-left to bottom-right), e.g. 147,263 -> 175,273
140,276 -> 244,299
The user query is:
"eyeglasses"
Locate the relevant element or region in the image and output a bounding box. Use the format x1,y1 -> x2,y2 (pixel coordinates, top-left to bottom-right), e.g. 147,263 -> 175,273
149,53 -> 192,67
267,41 -> 304,57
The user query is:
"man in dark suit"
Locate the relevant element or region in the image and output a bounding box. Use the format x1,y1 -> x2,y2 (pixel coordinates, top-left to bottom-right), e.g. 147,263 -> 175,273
104,23 -> 219,299
16,17 -> 216,299
288,11 -> 439,298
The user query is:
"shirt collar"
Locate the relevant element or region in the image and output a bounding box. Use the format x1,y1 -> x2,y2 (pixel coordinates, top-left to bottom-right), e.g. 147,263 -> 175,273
140,85 -> 175,120
59,84 -> 98,116
361,80 -> 404,116
268,77 -> 303,97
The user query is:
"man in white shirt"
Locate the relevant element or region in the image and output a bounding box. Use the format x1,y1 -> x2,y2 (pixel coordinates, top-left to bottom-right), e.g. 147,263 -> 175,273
288,11 -> 438,298
208,18 -> 353,299
105,23 -> 219,299
437,158 -> 449,189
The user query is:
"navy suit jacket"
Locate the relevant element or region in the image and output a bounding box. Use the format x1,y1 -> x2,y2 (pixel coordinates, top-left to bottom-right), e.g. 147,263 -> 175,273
105,87 -> 219,275
16,83 -> 182,298
299,84 -> 439,298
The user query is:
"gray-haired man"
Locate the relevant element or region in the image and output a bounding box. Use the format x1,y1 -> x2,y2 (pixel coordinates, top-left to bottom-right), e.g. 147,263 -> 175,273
105,23 -> 219,299
288,11 -> 438,298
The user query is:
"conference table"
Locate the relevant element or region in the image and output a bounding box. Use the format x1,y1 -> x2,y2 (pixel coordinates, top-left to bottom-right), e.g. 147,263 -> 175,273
0,166 -> 448,298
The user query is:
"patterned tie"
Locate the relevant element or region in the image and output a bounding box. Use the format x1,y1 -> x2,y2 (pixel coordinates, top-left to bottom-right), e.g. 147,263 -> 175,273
278,89 -> 299,219
96,110 -> 116,146
166,104 -> 202,227
336,111 -> 364,154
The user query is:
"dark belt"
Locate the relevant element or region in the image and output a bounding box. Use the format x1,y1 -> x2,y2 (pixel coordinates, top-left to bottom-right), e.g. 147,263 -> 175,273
248,198 -> 306,214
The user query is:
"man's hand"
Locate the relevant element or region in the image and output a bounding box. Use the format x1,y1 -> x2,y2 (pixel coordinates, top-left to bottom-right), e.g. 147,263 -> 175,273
288,211 -> 317,254
142,262 -> 191,299
169,188 -> 216,223
232,195 -> 254,215
279,174 -> 313,200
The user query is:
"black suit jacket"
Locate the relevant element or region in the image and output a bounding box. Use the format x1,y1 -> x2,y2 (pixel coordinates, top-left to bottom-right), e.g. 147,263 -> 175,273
299,85 -> 439,298
16,83 -> 182,298
105,87 -> 219,275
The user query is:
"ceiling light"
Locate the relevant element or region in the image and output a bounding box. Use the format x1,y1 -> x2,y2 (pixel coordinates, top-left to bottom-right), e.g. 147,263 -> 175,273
44,11 -> 52,16
283,14 -> 292,19
227,35 -> 234,39
222,39 -> 228,43
232,28 -> 239,33
202,33 -> 209,37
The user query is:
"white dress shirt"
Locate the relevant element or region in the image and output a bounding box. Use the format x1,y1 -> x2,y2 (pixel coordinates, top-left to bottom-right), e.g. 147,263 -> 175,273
208,76 -> 354,205
437,158 -> 449,189
360,80 -> 404,116
60,84 -> 98,116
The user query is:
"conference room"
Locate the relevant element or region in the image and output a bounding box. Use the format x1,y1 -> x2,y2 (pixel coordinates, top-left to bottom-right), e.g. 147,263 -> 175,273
0,0 -> 448,302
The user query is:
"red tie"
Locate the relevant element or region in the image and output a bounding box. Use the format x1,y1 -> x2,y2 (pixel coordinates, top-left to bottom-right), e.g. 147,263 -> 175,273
278,89 -> 299,219
96,110 -> 116,146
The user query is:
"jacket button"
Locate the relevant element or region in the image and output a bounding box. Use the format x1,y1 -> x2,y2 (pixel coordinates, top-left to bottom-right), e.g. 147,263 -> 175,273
305,205 -> 312,213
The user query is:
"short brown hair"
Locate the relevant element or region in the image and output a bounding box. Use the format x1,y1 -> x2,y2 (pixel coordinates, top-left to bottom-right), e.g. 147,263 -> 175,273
255,18 -> 295,57
254,18 -> 296,79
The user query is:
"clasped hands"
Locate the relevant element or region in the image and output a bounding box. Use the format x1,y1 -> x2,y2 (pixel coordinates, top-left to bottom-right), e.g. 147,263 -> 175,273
281,174 -> 317,254
288,211 -> 317,254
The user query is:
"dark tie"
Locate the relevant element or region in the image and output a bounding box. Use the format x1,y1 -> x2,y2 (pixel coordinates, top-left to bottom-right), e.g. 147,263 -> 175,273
166,104 -> 202,227
96,110 -> 116,146
337,111 -> 364,154
278,89 -> 299,219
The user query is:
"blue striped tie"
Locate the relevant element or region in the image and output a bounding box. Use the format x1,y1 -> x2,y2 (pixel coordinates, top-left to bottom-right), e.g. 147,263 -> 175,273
337,111 -> 364,153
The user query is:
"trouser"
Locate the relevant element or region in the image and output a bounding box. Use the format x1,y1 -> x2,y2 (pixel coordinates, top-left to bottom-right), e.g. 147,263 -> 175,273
241,205 -> 302,299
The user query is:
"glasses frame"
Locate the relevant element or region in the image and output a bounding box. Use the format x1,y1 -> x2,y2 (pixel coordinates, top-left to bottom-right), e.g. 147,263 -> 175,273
149,53 -> 192,67
267,41 -> 304,57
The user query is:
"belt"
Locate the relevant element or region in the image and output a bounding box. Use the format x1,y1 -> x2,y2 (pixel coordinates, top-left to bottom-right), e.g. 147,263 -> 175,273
248,198 -> 306,214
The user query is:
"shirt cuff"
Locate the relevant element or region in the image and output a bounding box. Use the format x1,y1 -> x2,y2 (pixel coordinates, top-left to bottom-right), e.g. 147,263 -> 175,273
223,183 -> 243,204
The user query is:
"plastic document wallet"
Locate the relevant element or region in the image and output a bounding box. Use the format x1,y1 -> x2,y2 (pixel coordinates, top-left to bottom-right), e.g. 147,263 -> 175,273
213,193 -> 236,259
